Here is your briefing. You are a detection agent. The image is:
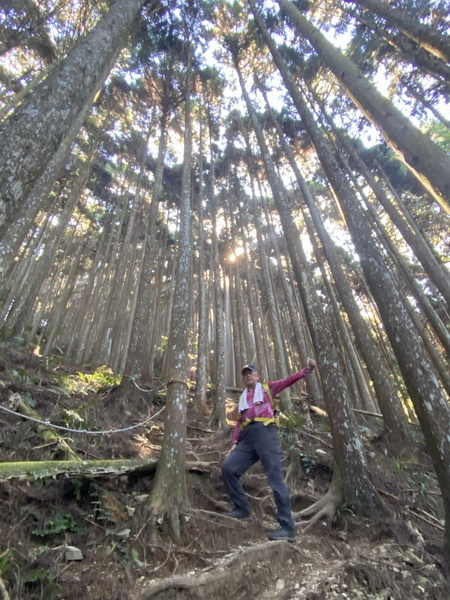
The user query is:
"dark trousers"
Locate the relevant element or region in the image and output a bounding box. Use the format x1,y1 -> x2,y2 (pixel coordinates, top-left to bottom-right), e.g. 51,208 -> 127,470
222,422 -> 295,531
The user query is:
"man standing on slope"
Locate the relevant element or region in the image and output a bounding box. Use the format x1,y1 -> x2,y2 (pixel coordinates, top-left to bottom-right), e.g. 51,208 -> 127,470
222,358 -> 316,541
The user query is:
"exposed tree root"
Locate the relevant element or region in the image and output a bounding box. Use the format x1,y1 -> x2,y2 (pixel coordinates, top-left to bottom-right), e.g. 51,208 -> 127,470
293,487 -> 340,531
0,577 -> 10,600
147,502 -> 186,542
137,540 -> 294,600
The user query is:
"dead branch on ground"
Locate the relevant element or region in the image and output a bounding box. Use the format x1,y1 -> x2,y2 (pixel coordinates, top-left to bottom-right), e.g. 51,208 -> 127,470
301,429 -> 333,448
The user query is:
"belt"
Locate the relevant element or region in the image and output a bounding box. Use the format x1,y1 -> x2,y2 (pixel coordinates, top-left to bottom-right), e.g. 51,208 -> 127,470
240,417 -> 277,430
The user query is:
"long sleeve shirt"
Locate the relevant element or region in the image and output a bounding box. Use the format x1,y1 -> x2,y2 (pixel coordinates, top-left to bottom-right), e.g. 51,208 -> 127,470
232,367 -> 313,444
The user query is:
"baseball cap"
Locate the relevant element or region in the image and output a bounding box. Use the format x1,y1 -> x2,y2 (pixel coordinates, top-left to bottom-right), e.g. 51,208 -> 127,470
241,364 -> 257,374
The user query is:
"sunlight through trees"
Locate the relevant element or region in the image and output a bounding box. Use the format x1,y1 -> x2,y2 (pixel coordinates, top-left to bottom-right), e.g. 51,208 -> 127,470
0,0 -> 449,549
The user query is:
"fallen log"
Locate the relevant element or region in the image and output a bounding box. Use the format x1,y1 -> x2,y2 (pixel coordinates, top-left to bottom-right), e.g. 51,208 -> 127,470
0,458 -> 216,484
0,458 -> 158,483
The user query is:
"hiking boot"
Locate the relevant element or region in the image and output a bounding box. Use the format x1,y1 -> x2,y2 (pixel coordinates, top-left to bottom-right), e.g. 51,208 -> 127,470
267,526 -> 297,541
225,508 -> 253,521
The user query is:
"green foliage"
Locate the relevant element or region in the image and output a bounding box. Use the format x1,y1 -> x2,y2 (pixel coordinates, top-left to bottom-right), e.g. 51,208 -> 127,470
298,452 -> 319,475
358,425 -> 376,439
206,380 -> 215,398
126,547 -> 143,567
0,549 -> 14,577
89,489 -> 114,525
279,413 -> 304,452
31,511 -> 86,537
21,565 -> 60,600
11,336 -> 35,351
11,368 -> 34,386
423,120 -> 450,153
18,389 -> 36,408
77,365 -> 120,388
157,336 -> 168,353
393,460 -> 404,473
24,567 -> 50,583
50,365 -> 122,397
45,354 -> 66,368
90,499 -> 113,524
280,412 -> 304,433
319,420 -> 331,433
415,473 -> 433,495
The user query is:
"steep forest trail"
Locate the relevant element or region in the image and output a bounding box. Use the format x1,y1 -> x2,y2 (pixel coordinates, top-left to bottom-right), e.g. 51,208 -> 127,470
135,414 -> 448,600
0,348 -> 448,599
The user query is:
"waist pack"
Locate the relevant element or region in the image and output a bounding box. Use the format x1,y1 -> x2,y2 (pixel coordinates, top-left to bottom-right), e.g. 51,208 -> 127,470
240,417 -> 276,430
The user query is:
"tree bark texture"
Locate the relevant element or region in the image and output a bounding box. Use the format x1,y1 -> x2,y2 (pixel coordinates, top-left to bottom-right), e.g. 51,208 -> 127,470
345,0 -> 450,62
264,98 -> 410,446
148,44 -> 194,536
277,0 -> 450,212
0,0 -> 152,236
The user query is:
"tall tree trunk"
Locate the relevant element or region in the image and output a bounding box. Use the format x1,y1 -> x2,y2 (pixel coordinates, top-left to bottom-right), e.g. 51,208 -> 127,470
347,7 -> 450,83
194,114 -> 209,413
344,0 -> 450,62
0,0 -> 153,236
209,138 -> 227,429
276,0 -> 450,212
0,108 -> 103,277
250,172 -> 292,412
110,111 -> 167,399
317,103 -> 450,309
70,208 -> 119,364
241,238 -> 267,373
92,180 -> 139,368
39,237 -> 88,355
404,82 -> 450,129
148,42 -> 193,538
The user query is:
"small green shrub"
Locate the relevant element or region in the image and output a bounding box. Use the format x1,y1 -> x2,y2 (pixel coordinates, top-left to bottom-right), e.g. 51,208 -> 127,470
31,511 -> 86,537
23,566 -> 61,600
280,412 -> 304,433
0,549 -> 14,577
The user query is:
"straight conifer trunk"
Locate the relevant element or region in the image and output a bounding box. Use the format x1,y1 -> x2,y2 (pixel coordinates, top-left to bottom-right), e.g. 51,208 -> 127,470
0,0 -> 152,237
308,87 -> 450,309
209,139 -> 227,429
148,43 -> 194,537
276,0 -> 450,212
261,93 -> 410,445
193,115 -> 209,413
345,0 -> 450,62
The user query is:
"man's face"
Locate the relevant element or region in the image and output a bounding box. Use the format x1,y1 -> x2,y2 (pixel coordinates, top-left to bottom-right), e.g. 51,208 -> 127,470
242,369 -> 259,389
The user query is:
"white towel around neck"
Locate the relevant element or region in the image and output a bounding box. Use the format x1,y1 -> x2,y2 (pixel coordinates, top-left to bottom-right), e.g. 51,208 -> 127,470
238,382 -> 264,412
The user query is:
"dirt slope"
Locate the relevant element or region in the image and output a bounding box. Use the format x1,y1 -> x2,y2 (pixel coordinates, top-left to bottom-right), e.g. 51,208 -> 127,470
0,348 -> 448,600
